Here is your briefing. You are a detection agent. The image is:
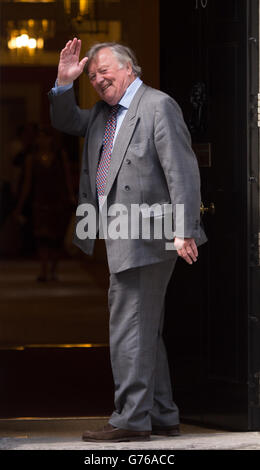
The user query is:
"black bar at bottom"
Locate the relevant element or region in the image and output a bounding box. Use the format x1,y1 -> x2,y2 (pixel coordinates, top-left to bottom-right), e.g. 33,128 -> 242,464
0,449 -> 258,468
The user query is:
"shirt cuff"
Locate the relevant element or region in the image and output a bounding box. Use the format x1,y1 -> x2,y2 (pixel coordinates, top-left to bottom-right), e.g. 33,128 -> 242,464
51,79 -> 73,95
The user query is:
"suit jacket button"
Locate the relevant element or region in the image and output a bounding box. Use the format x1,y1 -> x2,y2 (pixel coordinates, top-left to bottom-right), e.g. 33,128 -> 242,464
124,185 -> 130,191
82,192 -> 87,198
126,159 -> 131,165
84,169 -> 89,174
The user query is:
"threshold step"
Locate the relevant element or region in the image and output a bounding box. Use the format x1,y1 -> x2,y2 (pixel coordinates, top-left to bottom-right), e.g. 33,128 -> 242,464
0,416 -> 109,437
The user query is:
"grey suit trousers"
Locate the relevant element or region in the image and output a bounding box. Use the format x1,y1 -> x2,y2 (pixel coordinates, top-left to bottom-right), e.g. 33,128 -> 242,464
108,257 -> 179,431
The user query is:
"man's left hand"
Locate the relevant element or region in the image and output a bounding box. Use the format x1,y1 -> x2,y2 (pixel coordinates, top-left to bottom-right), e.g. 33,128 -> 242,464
174,237 -> 198,265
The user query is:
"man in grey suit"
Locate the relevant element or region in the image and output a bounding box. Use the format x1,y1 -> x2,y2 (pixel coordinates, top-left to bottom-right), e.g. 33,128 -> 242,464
49,38 -> 206,442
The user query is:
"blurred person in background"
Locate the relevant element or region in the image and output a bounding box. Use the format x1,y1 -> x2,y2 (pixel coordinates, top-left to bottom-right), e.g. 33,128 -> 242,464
14,127 -> 75,281
11,122 -> 39,203
0,123 -> 38,256
11,123 -> 39,255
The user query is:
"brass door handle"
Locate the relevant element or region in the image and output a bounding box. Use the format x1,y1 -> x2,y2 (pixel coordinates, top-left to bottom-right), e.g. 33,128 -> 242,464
200,202 -> 215,215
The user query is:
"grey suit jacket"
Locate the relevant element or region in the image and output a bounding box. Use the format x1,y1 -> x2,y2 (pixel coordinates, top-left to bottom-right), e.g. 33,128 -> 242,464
49,83 -> 207,273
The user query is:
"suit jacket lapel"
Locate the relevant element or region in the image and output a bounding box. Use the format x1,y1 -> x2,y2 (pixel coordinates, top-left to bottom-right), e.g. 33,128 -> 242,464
104,83 -> 147,198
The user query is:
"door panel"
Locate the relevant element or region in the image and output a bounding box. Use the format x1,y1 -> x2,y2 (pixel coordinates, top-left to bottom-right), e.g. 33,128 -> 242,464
161,0 -> 259,430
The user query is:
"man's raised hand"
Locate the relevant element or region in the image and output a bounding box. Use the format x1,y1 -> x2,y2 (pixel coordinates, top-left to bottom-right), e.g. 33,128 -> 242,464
57,38 -> 88,86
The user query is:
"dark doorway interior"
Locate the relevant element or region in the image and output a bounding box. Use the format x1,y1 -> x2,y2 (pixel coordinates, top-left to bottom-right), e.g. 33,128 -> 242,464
161,0 -> 260,430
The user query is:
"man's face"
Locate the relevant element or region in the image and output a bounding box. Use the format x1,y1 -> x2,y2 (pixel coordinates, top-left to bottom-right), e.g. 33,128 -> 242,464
88,48 -> 134,105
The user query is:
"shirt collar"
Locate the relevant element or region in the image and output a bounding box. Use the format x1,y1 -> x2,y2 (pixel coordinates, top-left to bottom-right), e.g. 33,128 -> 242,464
118,77 -> 143,109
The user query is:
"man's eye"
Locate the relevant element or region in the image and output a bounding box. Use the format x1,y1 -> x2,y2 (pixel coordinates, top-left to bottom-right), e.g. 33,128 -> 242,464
100,69 -> 107,74
89,75 -> 96,81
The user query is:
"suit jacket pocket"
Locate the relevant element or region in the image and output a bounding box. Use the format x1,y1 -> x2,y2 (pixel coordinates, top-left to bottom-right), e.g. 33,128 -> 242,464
127,138 -> 150,157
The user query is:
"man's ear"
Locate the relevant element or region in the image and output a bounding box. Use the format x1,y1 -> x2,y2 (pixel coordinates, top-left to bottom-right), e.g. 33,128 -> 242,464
126,61 -> 133,75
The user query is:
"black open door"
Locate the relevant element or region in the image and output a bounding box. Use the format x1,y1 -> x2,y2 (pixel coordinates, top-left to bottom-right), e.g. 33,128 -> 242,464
161,0 -> 260,430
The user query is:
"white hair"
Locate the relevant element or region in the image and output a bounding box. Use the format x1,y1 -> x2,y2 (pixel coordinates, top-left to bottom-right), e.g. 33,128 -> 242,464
84,42 -> 142,77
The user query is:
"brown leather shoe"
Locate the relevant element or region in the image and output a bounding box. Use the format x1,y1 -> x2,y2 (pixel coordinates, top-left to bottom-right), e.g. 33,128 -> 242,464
82,423 -> 151,442
151,424 -> 180,436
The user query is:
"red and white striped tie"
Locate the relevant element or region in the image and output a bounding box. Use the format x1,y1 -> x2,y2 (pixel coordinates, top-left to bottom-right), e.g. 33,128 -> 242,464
96,104 -> 120,198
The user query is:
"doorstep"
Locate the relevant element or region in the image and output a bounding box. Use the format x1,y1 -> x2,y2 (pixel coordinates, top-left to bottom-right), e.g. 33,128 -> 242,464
0,416 -> 109,438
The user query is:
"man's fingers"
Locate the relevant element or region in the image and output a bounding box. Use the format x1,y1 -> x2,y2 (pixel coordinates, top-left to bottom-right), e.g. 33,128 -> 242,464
65,40 -> 72,48
60,40 -> 74,58
79,56 -> 88,71
177,249 -> 193,265
174,237 -> 199,265
186,246 -> 197,262
70,37 -> 78,55
69,37 -> 82,57
75,38 -> 82,57
60,38 -> 84,68
190,239 -> 198,257
177,241 -> 198,264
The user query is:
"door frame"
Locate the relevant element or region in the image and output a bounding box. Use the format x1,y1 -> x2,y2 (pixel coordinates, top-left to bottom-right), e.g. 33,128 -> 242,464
248,0 -> 260,430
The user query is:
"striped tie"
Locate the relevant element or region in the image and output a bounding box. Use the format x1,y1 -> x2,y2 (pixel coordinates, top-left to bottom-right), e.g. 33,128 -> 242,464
96,104 -> 120,198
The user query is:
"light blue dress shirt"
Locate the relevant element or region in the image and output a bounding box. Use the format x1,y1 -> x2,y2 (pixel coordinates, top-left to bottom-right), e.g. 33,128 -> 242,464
114,77 -> 143,142
51,77 -> 143,147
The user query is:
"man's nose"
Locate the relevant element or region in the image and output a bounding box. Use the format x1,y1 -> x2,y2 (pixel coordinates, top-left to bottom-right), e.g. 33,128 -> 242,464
96,73 -> 104,84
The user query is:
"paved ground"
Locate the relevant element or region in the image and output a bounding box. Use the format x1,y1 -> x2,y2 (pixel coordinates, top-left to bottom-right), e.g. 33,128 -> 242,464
0,418 -> 259,450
